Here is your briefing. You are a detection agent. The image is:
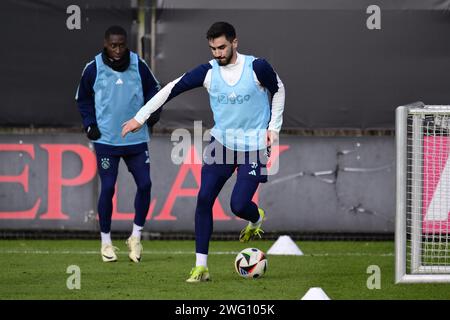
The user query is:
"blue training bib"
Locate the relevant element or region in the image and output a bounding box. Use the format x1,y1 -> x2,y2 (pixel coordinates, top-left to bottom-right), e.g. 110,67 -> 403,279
209,55 -> 271,151
93,52 -> 149,146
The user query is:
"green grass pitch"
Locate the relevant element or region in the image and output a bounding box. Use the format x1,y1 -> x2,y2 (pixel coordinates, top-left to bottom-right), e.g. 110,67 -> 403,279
0,239 -> 449,300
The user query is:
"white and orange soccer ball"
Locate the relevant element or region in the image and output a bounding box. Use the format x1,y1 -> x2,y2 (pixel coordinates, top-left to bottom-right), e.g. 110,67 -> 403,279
234,248 -> 268,279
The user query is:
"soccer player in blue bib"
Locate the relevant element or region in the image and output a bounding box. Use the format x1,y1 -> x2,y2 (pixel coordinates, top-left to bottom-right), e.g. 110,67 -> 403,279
122,22 -> 285,281
76,26 -> 161,263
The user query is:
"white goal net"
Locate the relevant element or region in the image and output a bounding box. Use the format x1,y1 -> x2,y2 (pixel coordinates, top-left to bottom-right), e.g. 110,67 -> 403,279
396,102 -> 450,283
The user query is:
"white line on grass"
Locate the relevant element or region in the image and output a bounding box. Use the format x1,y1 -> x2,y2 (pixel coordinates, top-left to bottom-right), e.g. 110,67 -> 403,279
0,249 -> 394,257
0,250 -> 222,255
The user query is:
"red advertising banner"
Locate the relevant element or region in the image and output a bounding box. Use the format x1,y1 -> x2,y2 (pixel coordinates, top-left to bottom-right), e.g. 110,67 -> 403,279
422,136 -> 450,233
0,143 -> 289,222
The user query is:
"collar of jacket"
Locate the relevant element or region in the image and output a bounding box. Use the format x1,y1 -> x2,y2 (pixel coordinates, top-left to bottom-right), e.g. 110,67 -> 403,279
101,48 -> 130,72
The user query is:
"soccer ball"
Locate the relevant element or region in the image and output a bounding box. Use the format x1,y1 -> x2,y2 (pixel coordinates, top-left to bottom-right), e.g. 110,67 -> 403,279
234,248 -> 268,279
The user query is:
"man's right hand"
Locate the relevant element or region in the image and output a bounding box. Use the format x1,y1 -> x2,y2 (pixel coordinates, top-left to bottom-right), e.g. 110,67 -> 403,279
121,118 -> 143,137
86,124 -> 101,140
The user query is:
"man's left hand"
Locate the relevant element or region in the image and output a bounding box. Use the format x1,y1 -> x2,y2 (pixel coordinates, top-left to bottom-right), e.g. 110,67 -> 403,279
266,130 -> 279,148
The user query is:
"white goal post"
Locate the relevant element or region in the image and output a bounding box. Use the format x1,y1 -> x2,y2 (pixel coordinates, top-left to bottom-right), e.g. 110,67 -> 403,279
396,102 -> 450,283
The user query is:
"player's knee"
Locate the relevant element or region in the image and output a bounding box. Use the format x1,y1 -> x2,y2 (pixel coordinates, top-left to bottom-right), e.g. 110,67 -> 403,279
197,188 -> 215,208
230,198 -> 247,216
137,179 -> 152,193
100,183 -> 116,198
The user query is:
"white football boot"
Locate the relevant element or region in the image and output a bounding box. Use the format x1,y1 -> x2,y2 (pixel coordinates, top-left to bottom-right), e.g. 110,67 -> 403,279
126,236 -> 143,263
101,244 -> 118,262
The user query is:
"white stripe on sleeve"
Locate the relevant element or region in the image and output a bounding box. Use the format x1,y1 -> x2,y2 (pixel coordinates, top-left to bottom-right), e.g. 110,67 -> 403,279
268,74 -> 285,133
134,75 -> 184,124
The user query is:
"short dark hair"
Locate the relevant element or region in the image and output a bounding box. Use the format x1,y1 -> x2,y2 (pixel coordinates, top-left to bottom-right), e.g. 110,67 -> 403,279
104,25 -> 127,40
206,22 -> 236,42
